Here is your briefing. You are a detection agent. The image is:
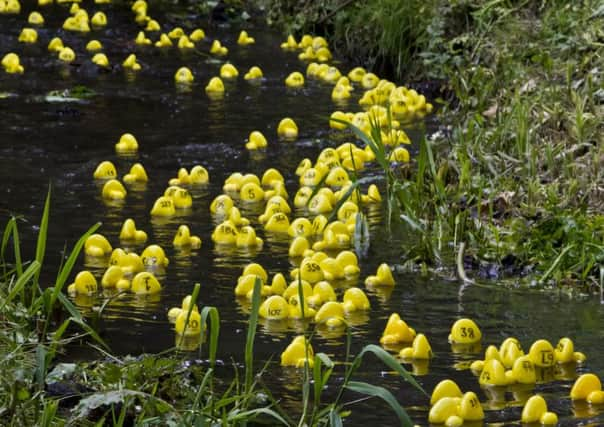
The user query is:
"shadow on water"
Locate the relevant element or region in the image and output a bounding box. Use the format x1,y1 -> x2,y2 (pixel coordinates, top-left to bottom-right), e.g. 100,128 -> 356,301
1,2 -> 603,425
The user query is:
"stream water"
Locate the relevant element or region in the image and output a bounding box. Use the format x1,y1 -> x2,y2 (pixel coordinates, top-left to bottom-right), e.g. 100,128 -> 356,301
1,1 -> 603,425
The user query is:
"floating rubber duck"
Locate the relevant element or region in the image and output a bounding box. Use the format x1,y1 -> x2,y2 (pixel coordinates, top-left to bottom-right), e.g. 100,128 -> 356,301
236,226 -> 263,248
1,0 -> 21,13
63,10 -> 90,32
93,161 -> 116,180
554,337 -> 586,364
521,395 -> 558,425
130,271 -> 161,294
175,305 -> 202,336
277,118 -> 298,139
165,186 -> 192,209
205,76 -> 225,95
123,54 -> 141,71
431,379 -> 462,405
300,167 -> 324,187
571,373 -> 604,403
479,358 -> 508,386
289,236 -> 310,258
210,40 -> 228,56
177,35 -> 194,49
429,392 -> 484,425
237,30 -> 255,45
499,337 -> 524,368
112,251 -> 144,276
212,220 -> 238,245
173,225 -> 201,249
342,287 -> 370,313
331,85 -> 351,102
380,313 -> 416,344
115,133 -> 139,153
307,194 -> 333,215
226,206 -> 250,227
282,280 -> 312,301
449,318 -> 482,344
85,234 -> 112,257
210,194 -> 234,216
189,165 -> 209,184
281,336 -> 313,368
150,196 -> 175,217
240,182 -> 264,202
307,281 -> 336,307
288,218 -> 312,238
507,355 -> 537,384
190,28 -> 205,41
135,31 -> 152,45
122,163 -> 147,184
174,66 -> 194,84
168,295 -> 196,323
101,265 -> 130,289
167,27 -> 184,39
48,37 -> 64,53
58,47 -> 76,63
264,213 -> 290,233
280,34 -> 297,50
86,40 -> 102,51
337,201 -> 358,222
288,295 -> 316,319
470,344 -> 503,373
119,218 -> 147,243
262,168 -> 285,187
218,64 -> 238,80
141,245 -> 169,269
234,274 -> 263,297
155,33 -> 173,48
92,53 -> 109,68
285,71 -> 304,88
400,334 -> 432,359
244,66 -> 263,80
245,130 -> 267,150
102,179 -> 127,200
365,263 -> 395,287
528,339 -> 555,368
90,11 -> 107,27
67,271 -> 97,295
38,0 -> 51,6
259,295 -> 289,320
145,19 -> 160,31
314,301 -> 345,327
18,28 -> 38,44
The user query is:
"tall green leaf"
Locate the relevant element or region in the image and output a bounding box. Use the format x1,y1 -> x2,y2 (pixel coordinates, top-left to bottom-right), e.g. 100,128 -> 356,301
345,381 -> 412,427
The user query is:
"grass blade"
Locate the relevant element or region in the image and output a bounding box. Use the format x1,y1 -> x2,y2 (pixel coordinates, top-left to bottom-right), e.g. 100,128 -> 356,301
200,305 -> 220,368
0,260 -> 40,310
345,381 -> 412,427
34,186 -> 51,285
244,277 -> 262,392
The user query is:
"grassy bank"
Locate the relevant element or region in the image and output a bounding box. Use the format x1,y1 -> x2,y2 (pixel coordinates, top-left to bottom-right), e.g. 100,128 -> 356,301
258,0 -> 604,290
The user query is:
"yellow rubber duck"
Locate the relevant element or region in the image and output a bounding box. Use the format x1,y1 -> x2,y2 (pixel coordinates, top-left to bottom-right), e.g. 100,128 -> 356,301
1,0 -> 21,13
109,251 -> 142,276
299,167 -> 324,187
135,31 -> 152,45
150,196 -> 175,216
259,295 -> 289,320
155,33 -> 173,48
165,186 -> 192,209
245,130 -> 267,150
365,263 -> 395,286
431,379 -> 462,405
554,337 -> 586,364
285,71 -> 304,88
342,287 -> 370,313
347,66 -> 366,82
58,47 -> 76,63
85,234 -> 112,257
210,40 -> 228,56
240,182 -> 264,202
86,40 -> 102,51
478,358 -> 508,386
190,28 -> 205,41
380,313 -> 416,344
38,0 -> 52,6
429,392 -> 484,425
2,52 -> 25,74
315,47 -> 332,62
262,168 -> 284,187
90,11 -> 106,27
295,257 -> 324,283
212,220 -> 238,245
189,165 -> 209,184
237,30 -> 255,45
93,161 -> 116,179
288,218 -> 312,238
67,271 -> 97,295
101,266 -> 130,289
63,12 -> 90,32
361,185 -> 382,204
18,28 -> 38,43
131,272 -> 161,294
226,206 -> 250,227
331,85 -> 351,102
168,295 -> 196,323
288,236 -> 310,258
102,179 -> 127,200
236,226 -> 263,248
173,225 -> 201,249
141,245 -> 169,269
389,146 -> 410,163
244,66 -> 263,80
499,337 -> 524,368
337,201 -> 358,222
361,72 -> 379,89
324,167 -> 348,187
528,339 -> 555,368
205,76 -> 225,95
243,263 -> 268,281
145,19 -> 160,31
122,54 -> 141,71
281,336 -> 313,368
210,194 -> 234,216
175,306 -> 201,336
307,194 -> 332,215
282,280 -> 312,301
264,213 -> 290,233
280,34 -> 298,50
219,63 -> 239,79
234,274 -> 263,297
92,53 -> 109,68
48,37 -> 64,52
400,333 -> 432,359
177,35 -> 194,49
267,273 -> 287,295
507,355 -> 536,384
115,133 -> 139,153
288,295 -> 316,319
174,66 -> 194,84
295,159 -> 312,177
119,218 -> 147,243
167,27 -> 184,39
313,301 -> 345,327
521,395 -> 558,425
571,373 -> 604,403
277,117 -> 298,139
307,281 -> 336,307
123,163 -> 148,184
448,318 -> 482,344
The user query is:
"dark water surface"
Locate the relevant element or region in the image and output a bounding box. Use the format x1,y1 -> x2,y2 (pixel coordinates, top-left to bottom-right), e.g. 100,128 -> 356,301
1,2 -> 603,425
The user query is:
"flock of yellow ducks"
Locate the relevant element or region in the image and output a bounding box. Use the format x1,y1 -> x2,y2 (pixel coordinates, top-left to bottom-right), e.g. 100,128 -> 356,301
3,0 -> 602,424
